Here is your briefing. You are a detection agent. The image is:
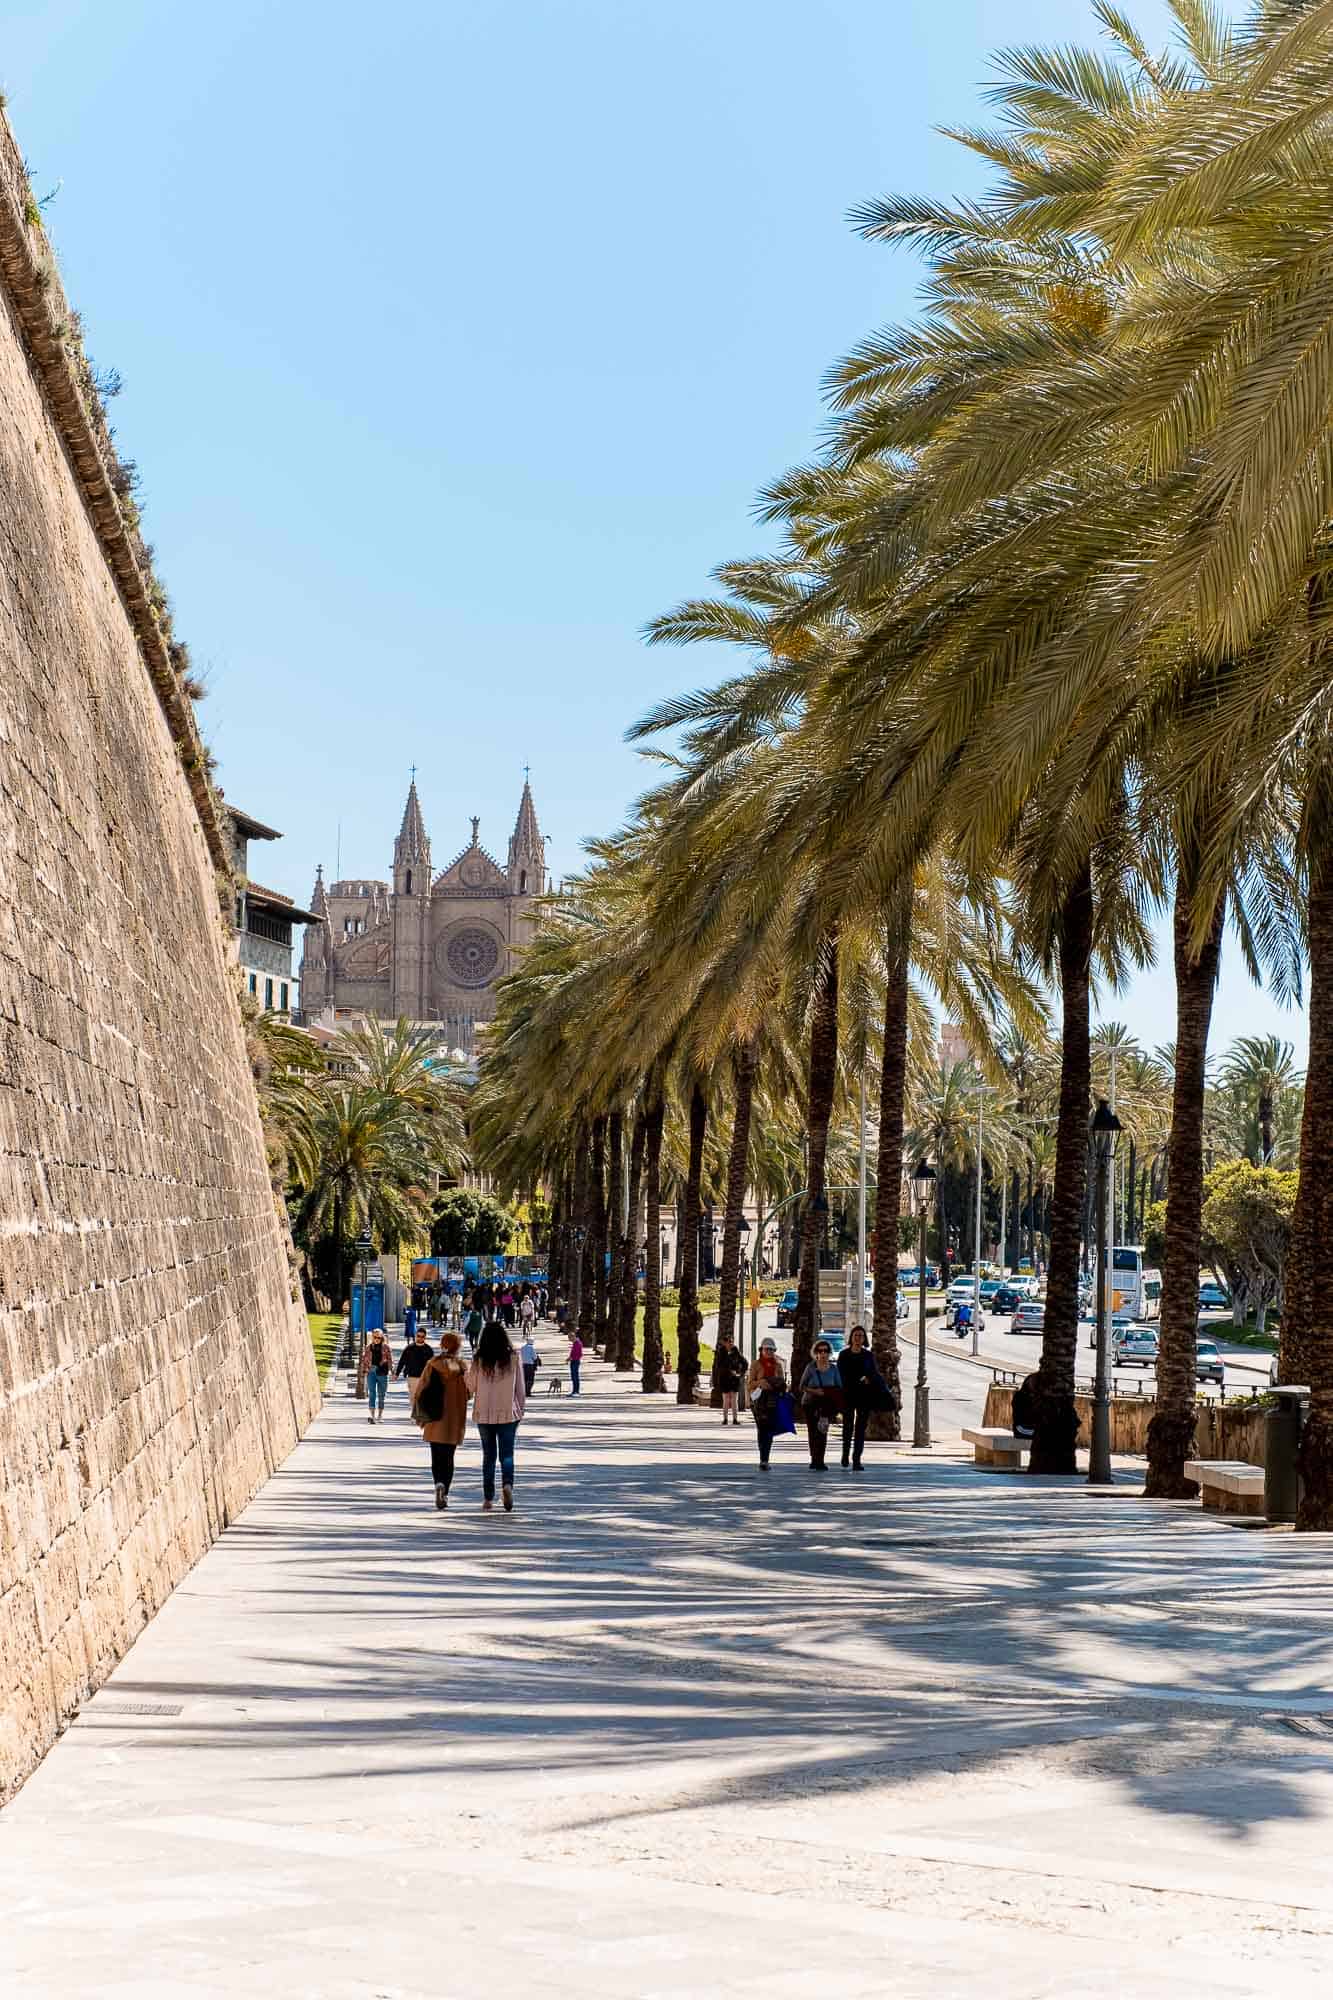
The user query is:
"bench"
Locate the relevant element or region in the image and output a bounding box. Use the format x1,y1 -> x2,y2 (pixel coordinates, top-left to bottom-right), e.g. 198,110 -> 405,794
1184,1459 -> 1265,1517
962,1426 -> 1027,1471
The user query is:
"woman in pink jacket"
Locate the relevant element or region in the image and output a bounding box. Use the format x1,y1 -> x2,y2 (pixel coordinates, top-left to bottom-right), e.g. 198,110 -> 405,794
465,1320 -> 526,1512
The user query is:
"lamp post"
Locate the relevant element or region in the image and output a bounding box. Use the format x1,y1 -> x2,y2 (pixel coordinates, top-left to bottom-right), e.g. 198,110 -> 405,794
912,1161 -> 936,1447
1089,1099 -> 1121,1485
738,1214 -> 755,1357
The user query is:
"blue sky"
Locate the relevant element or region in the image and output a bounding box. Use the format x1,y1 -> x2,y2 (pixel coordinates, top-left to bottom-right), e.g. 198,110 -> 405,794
5,0 -> 1306,1060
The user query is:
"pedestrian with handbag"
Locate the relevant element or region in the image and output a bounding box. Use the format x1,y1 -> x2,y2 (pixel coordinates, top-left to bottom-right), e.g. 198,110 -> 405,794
836,1323 -> 890,1469
746,1338 -> 789,1470
414,1332 -> 471,1509
466,1320 -> 527,1512
798,1338 -> 844,1471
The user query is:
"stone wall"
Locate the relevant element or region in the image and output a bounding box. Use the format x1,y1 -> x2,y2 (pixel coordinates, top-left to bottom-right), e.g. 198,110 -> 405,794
982,1385 -> 1268,1464
0,115 -> 320,1799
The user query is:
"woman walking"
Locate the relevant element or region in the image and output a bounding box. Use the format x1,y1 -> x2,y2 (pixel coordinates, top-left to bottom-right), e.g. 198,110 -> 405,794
746,1338 -> 788,1470
798,1338 -> 843,1471
358,1328 -> 393,1423
466,1321 -> 527,1512
415,1332 -> 470,1508
712,1331 -> 746,1425
836,1324 -> 886,1470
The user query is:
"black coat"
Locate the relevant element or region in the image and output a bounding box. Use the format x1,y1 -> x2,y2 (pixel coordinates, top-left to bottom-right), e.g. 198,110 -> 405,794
712,1343 -> 747,1391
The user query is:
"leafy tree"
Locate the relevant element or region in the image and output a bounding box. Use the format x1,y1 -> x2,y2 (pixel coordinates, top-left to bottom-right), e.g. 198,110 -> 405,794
1200,1161 -> 1297,1332
430,1188 -> 516,1258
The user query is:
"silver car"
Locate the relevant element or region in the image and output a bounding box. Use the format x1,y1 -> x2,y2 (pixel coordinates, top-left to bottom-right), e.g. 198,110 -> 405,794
1010,1302 -> 1045,1335
1112,1326 -> 1159,1368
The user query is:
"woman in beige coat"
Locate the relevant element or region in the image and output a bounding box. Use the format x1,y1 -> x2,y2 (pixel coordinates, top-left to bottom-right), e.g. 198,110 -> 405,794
415,1332 -> 470,1510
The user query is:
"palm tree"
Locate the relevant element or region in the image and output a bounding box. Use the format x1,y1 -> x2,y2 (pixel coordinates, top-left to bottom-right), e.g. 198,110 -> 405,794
1218,1036 -> 1302,1166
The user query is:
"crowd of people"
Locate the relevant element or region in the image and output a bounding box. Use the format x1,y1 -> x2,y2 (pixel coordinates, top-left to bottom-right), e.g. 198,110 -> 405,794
360,1283 -> 901,1512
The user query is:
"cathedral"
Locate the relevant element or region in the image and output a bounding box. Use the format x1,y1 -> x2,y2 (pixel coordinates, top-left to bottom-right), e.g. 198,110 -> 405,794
298,777 -> 547,1053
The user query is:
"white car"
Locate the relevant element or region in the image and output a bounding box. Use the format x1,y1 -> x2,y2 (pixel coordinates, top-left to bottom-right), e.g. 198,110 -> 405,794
947,1278 -> 982,1307
896,1290 -> 910,1321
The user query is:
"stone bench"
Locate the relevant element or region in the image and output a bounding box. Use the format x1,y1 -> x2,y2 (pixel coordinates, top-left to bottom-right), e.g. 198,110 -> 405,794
1184,1459 -> 1265,1517
962,1426 -> 1027,1471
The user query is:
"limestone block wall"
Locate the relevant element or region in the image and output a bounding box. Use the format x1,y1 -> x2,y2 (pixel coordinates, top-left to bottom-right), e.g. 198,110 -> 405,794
0,118 -> 321,1798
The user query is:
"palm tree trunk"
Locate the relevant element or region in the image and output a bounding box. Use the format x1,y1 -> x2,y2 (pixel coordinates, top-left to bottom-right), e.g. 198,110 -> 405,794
641,1079 -> 667,1393
1031,861 -> 1092,1474
869,919 -> 909,1437
617,1108 -> 646,1370
793,931 -> 839,1387
1145,882 -> 1222,1497
1292,798 -> 1333,1525
714,1037 -> 758,1402
605,1110 -> 623,1358
1260,1087 -> 1274,1166
676,1080 -> 708,1405
571,1134 -> 592,1335
590,1115 -> 609,1345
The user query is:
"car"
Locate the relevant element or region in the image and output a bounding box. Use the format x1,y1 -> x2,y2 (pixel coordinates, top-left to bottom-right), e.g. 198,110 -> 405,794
991,1284 -> 1022,1314
774,1289 -> 799,1329
1195,1338 -> 1225,1386
1198,1282 -> 1230,1311
896,1290 -> 911,1321
1010,1302 -> 1045,1335
819,1330 -> 847,1357
979,1279 -> 1006,1304
1112,1326 -> 1159,1368
947,1277 -> 981,1307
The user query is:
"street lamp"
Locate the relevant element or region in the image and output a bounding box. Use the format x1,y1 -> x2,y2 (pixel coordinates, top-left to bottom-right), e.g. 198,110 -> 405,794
911,1161 -> 936,1448
738,1215 -> 756,1357
1089,1099 -> 1122,1485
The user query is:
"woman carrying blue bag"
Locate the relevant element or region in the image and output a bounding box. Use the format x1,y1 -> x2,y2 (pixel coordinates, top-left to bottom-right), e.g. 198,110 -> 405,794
746,1338 -> 793,1469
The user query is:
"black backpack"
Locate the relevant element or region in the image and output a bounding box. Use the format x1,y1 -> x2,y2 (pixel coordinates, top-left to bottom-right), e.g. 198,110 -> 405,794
415,1365 -> 445,1425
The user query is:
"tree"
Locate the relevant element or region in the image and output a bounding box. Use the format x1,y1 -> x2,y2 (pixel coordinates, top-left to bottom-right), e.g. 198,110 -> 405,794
430,1188 -> 516,1258
1201,1160 -> 1297,1333
1218,1036 -> 1302,1166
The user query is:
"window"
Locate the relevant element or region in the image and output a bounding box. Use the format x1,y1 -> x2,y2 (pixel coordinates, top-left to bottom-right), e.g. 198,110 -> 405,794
519,869 -> 526,893
405,869 -> 412,895
280,982 -> 289,1011
264,978 -> 274,1009
248,973 -> 257,996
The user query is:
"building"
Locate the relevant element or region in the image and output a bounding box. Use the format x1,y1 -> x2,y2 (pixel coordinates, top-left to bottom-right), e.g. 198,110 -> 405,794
228,807 -> 319,1014
297,777 -> 547,1054
939,1021 -> 972,1070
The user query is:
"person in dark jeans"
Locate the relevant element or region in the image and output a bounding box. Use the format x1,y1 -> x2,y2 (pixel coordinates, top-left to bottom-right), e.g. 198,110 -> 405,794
836,1324 -> 883,1469
746,1338 -> 787,1469
798,1339 -> 843,1470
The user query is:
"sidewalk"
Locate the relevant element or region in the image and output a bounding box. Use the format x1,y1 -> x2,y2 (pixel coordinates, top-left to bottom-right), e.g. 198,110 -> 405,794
6,1354 -> 1333,1996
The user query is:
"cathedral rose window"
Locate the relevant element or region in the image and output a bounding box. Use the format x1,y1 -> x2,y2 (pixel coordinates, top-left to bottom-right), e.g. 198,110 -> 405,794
444,927 -> 500,986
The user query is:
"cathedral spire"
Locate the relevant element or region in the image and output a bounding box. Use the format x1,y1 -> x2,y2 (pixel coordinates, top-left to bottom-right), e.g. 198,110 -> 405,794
310,864 -> 328,918
508,774 -> 543,894
396,777 -> 428,859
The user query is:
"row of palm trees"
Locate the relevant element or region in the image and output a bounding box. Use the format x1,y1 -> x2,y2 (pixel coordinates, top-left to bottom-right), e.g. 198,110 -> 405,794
473,2 -> 1333,1527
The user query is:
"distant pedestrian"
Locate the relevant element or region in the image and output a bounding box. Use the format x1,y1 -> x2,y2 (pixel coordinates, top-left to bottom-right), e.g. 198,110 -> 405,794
466,1321 -> 526,1512
359,1329 -> 393,1423
520,1332 -> 542,1397
567,1332 -> 584,1396
799,1338 -> 843,1471
464,1302 -> 485,1351
746,1338 -> 788,1469
712,1332 -> 746,1425
520,1291 -> 536,1332
555,1293 -> 569,1329
415,1332 -> 470,1509
395,1324 -> 434,1413
836,1324 -> 887,1470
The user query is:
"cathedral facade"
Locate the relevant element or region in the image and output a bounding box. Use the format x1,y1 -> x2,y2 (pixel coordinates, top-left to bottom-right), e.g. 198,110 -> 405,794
298,778 -> 547,1052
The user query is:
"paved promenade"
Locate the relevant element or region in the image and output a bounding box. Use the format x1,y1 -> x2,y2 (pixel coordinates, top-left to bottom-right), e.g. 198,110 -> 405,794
6,1355 -> 1333,1997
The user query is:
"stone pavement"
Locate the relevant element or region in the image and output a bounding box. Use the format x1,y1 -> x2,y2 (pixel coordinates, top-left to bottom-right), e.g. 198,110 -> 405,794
6,1356 -> 1333,1998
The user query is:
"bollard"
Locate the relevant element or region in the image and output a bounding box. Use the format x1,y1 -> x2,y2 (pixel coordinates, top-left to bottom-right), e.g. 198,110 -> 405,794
1265,1385 -> 1310,1524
